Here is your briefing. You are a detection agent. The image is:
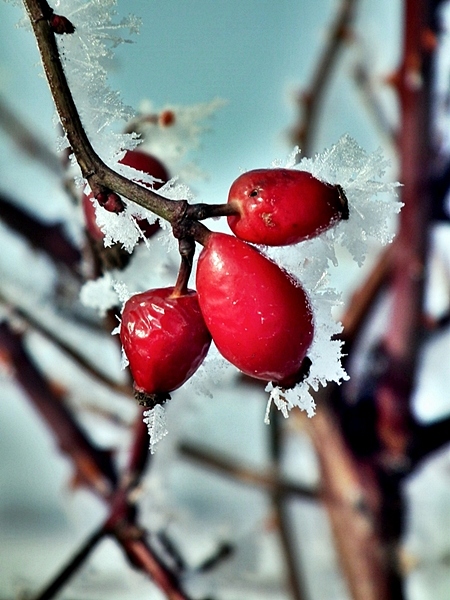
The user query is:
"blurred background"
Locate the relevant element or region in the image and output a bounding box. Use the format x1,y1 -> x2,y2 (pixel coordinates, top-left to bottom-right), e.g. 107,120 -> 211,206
1,1 -> 450,599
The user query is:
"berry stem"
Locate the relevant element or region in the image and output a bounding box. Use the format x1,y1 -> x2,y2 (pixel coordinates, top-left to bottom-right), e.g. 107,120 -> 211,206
172,237 -> 195,297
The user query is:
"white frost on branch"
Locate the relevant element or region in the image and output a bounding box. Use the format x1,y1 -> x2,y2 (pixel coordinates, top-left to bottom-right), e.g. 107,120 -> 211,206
53,0 -> 141,164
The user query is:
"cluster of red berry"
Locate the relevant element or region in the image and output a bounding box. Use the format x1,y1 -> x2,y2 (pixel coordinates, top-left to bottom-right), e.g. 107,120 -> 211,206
83,151 -> 349,407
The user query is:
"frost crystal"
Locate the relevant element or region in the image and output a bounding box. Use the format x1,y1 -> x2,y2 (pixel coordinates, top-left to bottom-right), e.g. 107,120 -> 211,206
143,405 -> 168,454
263,135 -> 401,420
299,134 -> 403,266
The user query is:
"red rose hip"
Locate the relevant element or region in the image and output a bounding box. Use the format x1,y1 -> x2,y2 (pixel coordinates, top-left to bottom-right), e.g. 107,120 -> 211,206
196,233 -> 314,386
227,168 -> 348,246
120,287 -> 211,398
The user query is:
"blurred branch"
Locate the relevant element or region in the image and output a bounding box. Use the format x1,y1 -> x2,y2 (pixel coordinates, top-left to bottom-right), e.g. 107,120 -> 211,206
33,525 -> 106,600
304,406 -> 388,600
1,319 -> 192,599
0,192 -> 81,271
0,95 -> 62,176
352,61 -> 398,148
0,290 -> 131,396
290,0 -> 358,157
0,321 -> 117,497
340,242 -> 395,347
179,440 -> 319,501
268,412 -> 307,600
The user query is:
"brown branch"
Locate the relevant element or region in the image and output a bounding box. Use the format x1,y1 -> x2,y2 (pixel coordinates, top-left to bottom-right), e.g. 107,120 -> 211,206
0,290 -> 132,397
340,241 -> 395,346
33,525 -> 106,600
0,321 -> 117,498
22,0 -> 237,243
1,320 -> 192,599
352,61 -> 398,148
268,413 -> 307,600
179,440 -> 319,501
304,407 -> 388,600
290,0 -> 358,157
0,192 -> 81,271
0,95 -> 63,176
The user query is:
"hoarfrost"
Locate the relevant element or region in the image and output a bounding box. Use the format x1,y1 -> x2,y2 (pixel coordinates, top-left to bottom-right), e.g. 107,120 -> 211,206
143,405 -> 168,454
298,134 -> 403,266
53,0 -> 141,165
79,272 -> 118,316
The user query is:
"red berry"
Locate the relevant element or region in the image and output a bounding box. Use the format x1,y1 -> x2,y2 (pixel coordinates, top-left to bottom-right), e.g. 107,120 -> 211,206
196,233 -> 314,387
95,191 -> 125,213
82,149 -> 169,241
120,149 -> 170,188
120,287 -> 211,396
49,14 -> 76,34
227,169 -> 348,246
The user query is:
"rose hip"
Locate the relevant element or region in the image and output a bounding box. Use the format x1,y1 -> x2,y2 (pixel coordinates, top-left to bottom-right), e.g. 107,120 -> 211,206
227,168 -> 348,246
196,233 -> 314,387
120,287 -> 211,398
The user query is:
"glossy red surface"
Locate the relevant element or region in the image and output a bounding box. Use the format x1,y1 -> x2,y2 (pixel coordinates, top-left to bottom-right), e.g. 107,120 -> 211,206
196,233 -> 314,385
120,287 -> 211,394
227,168 -> 346,246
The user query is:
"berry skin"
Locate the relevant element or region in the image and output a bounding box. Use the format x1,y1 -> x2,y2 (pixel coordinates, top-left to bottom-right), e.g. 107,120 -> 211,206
196,233 -> 314,387
82,149 -> 169,241
227,168 -> 348,246
120,287 -> 211,397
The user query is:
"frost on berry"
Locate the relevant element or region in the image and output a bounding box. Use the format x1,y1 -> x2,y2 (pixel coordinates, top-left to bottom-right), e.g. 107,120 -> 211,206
143,405 -> 168,454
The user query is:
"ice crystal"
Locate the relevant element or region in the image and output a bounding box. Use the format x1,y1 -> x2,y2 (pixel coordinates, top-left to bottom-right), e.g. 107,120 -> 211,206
143,405 -> 168,454
54,0 -> 141,164
79,272 -> 119,316
299,134 -> 403,266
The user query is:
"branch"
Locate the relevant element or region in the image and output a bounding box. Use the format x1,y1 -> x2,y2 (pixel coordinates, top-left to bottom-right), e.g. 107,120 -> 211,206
304,407 -> 389,600
0,192 -> 81,271
290,0 -> 358,157
22,0 -> 237,244
0,95 -> 63,176
0,290 -> 131,396
178,440 -> 319,501
0,321 -> 117,497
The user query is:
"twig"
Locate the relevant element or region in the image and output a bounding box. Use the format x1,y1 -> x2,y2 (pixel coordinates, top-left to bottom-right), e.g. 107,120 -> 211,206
0,192 -> 81,271
22,0 -> 237,242
33,525 -> 106,600
268,412 -> 307,600
0,290 -> 132,397
304,406 -> 388,600
0,95 -> 62,176
290,0 -> 358,157
352,60 -> 398,148
340,241 -> 395,347
0,321 -> 117,498
178,440 -> 319,501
